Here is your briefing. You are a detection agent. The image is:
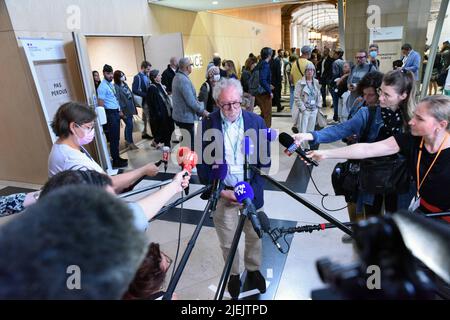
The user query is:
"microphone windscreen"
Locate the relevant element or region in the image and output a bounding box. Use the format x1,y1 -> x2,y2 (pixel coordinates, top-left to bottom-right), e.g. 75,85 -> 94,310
177,147 -> 191,165
258,211 -> 271,232
266,128 -> 278,142
279,132 -> 294,149
234,181 -> 254,204
0,185 -> 147,299
392,211 -> 450,284
211,163 -> 228,180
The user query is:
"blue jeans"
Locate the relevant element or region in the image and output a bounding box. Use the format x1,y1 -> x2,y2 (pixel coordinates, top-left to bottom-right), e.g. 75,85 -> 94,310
330,88 -> 339,121
124,115 -> 134,144
105,109 -> 120,161
289,86 -> 295,116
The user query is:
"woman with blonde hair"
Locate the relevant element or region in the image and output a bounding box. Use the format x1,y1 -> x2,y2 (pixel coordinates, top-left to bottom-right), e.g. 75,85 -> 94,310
293,62 -> 322,149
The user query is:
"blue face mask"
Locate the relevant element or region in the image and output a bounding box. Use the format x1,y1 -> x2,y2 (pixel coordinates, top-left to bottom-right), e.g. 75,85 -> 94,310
369,51 -> 378,59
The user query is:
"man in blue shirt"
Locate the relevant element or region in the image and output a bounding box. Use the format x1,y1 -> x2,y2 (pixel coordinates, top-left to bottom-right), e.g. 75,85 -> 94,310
401,43 -> 421,81
98,64 -> 127,168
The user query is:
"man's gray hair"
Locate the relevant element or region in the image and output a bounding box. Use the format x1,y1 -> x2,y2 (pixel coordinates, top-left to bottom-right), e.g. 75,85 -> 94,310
212,78 -> 243,102
178,57 -> 191,70
301,45 -> 312,55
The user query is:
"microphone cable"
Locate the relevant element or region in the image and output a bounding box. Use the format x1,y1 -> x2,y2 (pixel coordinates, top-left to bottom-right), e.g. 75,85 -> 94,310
304,157 -> 349,212
169,188 -> 184,283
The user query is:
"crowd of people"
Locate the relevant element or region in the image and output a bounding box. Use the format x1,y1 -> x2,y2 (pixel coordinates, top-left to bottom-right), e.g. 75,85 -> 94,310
1,38 -> 449,300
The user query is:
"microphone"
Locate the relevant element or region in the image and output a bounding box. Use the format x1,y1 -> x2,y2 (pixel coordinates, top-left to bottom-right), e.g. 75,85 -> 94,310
233,181 -> 263,238
279,132 -> 318,166
177,147 -> 198,195
209,163 -> 228,212
258,211 -> 282,251
162,146 -> 170,173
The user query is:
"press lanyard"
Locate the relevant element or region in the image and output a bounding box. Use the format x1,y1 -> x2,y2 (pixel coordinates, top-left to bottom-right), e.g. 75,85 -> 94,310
416,133 -> 449,196
107,82 -> 116,95
223,116 -> 243,163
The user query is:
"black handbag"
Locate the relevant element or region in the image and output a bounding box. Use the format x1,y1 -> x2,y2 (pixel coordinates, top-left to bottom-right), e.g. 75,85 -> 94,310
358,155 -> 410,194
332,160 -> 360,202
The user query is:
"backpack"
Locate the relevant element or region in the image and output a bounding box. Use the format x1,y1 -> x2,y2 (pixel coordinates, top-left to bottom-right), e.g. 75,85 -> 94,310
248,64 -> 266,96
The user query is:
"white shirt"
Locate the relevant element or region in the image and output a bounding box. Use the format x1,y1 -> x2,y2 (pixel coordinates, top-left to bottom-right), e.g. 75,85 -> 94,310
221,111 -> 245,187
48,143 -> 104,177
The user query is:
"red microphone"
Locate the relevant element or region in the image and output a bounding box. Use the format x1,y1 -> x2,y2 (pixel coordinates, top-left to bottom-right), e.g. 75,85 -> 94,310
177,147 -> 198,195
162,146 -> 170,173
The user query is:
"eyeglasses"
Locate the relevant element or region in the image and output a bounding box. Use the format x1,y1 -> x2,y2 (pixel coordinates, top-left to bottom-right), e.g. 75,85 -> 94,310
219,101 -> 242,111
355,56 -> 366,59
376,88 -> 391,99
76,123 -> 95,133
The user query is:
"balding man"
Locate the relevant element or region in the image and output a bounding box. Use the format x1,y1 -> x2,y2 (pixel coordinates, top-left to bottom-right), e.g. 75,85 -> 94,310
162,57 -> 178,95
172,57 -> 209,150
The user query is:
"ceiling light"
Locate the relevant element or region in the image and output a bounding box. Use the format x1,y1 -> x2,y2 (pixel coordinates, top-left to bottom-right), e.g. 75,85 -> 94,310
212,1 -> 218,5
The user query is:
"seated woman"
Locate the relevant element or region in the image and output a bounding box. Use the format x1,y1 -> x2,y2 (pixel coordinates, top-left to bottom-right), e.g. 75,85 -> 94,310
123,242 -> 176,300
48,102 -> 159,193
307,95 -> 450,223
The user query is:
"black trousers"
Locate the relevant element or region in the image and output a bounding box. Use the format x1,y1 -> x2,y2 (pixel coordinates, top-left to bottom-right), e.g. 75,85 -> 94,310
175,121 -> 195,151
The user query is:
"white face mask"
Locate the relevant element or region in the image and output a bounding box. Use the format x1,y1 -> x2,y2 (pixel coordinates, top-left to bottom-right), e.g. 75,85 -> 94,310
213,74 -> 220,82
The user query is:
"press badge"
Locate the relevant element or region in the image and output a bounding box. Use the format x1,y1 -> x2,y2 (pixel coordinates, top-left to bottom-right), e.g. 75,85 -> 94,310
310,99 -> 316,105
408,196 -> 421,212
229,165 -> 244,175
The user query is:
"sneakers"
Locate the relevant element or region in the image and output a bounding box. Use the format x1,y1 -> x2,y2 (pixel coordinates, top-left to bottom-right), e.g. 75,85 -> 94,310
112,157 -> 128,168
341,233 -> 353,244
142,133 -> 153,140
246,270 -> 266,294
292,126 -> 299,134
228,274 -> 241,299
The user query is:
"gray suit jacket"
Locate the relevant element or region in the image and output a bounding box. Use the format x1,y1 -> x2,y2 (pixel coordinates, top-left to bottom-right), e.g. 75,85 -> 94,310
171,71 -> 204,124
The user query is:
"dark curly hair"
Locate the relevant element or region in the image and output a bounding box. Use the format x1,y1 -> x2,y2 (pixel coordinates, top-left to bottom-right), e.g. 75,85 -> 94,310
123,242 -> 169,300
356,71 -> 384,97
51,102 -> 96,138
40,170 -> 112,199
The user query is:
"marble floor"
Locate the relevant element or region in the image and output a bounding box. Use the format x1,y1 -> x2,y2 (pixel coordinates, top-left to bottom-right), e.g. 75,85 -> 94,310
0,96 -> 357,300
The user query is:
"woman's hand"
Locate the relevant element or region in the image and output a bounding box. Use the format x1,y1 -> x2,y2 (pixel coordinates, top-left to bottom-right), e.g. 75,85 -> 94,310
172,170 -> 191,193
144,163 -> 160,177
306,150 -> 326,162
292,133 -> 313,147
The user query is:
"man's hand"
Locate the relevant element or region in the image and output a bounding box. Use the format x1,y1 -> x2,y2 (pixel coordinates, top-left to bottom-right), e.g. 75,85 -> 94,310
144,163 -> 160,176
220,190 -> 240,206
202,110 -> 210,118
171,170 -> 191,193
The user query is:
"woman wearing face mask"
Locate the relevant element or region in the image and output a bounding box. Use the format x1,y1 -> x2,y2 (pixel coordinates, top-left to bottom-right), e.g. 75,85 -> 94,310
114,70 -> 138,150
293,70 -> 416,240
147,69 -> 175,149
48,102 -> 160,193
198,66 -> 221,113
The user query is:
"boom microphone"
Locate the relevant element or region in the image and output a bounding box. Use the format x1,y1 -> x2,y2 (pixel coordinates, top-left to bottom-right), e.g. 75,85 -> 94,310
279,132 -> 318,166
234,181 -> 263,238
258,211 -> 282,251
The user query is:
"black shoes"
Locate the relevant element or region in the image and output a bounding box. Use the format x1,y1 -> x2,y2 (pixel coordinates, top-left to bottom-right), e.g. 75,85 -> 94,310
112,157 -> 128,168
292,126 -> 299,134
142,133 -> 153,140
247,270 -> 266,293
277,105 -> 285,112
228,274 -> 241,299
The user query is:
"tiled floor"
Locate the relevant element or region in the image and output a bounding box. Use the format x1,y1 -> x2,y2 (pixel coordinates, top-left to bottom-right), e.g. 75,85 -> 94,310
0,96 -> 356,300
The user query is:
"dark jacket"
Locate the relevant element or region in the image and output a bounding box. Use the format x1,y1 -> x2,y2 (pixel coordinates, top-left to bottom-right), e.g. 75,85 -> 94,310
198,81 -> 216,113
115,83 -> 137,117
132,72 -> 149,98
146,82 -> 172,120
317,56 -> 335,85
241,69 -> 251,93
270,57 -> 282,86
161,65 -> 176,94
197,110 -> 270,210
258,60 -> 272,95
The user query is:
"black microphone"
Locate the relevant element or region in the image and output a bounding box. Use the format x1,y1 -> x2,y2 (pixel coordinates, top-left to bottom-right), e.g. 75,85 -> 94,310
234,181 -> 263,238
279,132 -> 318,166
258,211 -> 282,251
209,163 -> 228,212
